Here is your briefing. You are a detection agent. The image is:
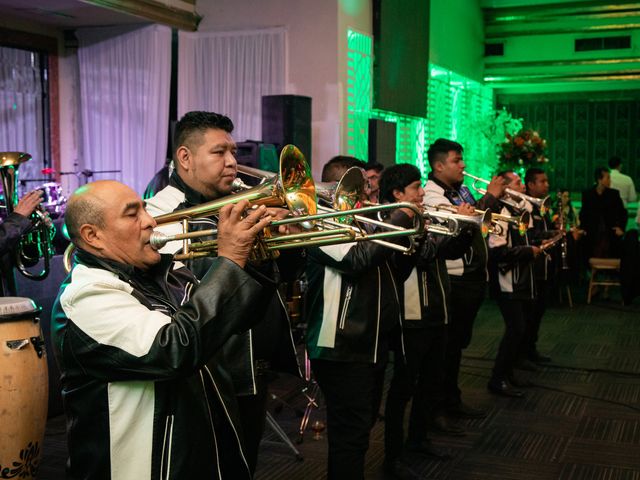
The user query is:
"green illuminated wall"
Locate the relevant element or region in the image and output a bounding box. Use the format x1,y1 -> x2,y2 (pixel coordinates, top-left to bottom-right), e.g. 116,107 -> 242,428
346,29 -> 495,180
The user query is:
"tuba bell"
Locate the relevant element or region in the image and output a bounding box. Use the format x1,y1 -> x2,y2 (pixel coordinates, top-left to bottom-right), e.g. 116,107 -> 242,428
0,152 -> 54,280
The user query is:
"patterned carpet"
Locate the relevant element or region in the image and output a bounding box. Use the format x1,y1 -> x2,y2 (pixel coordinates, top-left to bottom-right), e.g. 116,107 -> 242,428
38,288 -> 640,479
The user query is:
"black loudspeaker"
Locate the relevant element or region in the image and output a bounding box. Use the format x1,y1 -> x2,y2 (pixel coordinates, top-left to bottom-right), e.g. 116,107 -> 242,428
372,0 -> 429,118
262,95 -> 312,165
368,118 -> 397,167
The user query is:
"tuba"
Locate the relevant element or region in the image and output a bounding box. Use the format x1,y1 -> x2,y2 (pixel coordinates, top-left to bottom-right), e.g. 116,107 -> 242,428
0,152 -> 54,280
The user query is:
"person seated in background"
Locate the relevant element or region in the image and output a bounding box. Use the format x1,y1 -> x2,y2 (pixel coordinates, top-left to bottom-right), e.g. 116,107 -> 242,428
52,180 -> 273,479
608,156 -> 636,207
0,190 -> 44,295
364,161 -> 384,203
580,167 -> 627,259
380,164 -> 474,476
553,189 -> 585,282
321,155 -> 366,182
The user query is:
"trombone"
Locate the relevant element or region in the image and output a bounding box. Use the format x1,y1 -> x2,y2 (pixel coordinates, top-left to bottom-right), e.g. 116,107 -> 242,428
463,171 -> 551,215
317,167 -> 456,245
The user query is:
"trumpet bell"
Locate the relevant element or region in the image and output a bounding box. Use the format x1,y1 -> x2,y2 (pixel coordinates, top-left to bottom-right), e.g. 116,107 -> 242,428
333,167 -> 366,212
279,145 -> 317,226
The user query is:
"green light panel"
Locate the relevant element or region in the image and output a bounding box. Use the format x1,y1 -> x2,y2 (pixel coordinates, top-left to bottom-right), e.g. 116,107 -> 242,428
426,64 -> 495,179
346,29 -> 372,159
345,33 -> 494,180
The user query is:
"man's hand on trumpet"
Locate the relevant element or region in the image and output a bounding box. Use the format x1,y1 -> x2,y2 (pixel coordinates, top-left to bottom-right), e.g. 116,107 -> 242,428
486,175 -> 507,199
217,201 -> 273,268
455,203 -> 475,216
264,207 -> 305,235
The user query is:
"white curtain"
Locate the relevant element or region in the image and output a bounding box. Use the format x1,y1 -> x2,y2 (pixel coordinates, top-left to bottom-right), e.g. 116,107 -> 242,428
77,24 -> 171,195
178,27 -> 286,142
0,46 -> 45,189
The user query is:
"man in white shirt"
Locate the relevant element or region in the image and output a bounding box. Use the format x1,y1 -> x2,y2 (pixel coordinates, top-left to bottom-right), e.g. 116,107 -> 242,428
609,156 -> 636,207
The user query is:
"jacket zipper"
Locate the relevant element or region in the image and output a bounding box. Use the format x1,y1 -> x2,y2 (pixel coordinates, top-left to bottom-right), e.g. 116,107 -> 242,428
421,271 -> 428,307
435,262 -> 448,324
373,266 -> 382,363
339,284 -> 353,330
387,262 -> 404,357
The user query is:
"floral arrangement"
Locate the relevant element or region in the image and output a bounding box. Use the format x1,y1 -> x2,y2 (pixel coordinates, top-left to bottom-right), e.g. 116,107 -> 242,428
499,128 -> 548,169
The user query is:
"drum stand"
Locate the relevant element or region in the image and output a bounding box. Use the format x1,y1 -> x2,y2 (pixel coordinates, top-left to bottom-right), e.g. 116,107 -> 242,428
296,349 -> 322,444
264,411 -> 303,461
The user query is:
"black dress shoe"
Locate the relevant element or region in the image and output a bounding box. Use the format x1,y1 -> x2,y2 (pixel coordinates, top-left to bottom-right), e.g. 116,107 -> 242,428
431,414 -> 466,436
508,375 -> 533,388
446,402 -> 487,419
529,351 -> 552,363
405,440 -> 451,460
515,358 -> 539,372
487,380 -> 524,398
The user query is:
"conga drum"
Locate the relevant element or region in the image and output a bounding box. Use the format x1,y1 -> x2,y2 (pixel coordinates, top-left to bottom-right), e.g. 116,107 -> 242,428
0,297 -> 48,479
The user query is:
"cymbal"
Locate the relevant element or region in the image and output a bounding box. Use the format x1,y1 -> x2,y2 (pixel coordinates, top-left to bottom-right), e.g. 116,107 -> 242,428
0,152 -> 31,167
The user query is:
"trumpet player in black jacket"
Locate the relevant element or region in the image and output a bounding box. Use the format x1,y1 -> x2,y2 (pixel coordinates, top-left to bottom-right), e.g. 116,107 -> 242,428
379,164 -> 474,477
522,168 -> 556,367
487,171 -> 543,398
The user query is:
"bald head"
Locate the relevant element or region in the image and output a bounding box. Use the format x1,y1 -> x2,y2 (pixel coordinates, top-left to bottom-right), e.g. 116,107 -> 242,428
65,180 -> 160,269
65,181 -> 137,245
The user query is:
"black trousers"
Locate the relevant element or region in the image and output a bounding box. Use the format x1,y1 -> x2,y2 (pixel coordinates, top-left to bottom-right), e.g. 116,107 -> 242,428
235,373 -> 269,475
311,355 -> 388,480
492,297 -> 535,381
522,279 -> 548,358
442,280 -> 486,406
384,325 -> 446,462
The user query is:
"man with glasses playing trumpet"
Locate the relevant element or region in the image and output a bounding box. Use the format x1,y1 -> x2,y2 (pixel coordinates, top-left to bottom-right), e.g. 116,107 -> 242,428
423,139 -> 505,420
145,111 -> 303,474
52,180 -> 274,479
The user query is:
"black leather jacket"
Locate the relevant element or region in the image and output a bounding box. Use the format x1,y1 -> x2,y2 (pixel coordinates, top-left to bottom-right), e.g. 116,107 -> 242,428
395,228 -> 474,328
424,175 -> 501,284
488,204 -> 536,300
52,249 -> 272,479
305,212 -> 409,363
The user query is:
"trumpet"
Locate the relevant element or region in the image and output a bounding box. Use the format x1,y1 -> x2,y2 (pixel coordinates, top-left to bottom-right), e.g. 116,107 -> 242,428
463,171 -> 551,215
423,204 -> 492,237
491,210 -> 531,237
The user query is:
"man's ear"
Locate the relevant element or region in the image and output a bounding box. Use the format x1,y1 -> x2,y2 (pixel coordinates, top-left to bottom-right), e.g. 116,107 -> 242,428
78,224 -> 103,251
392,188 -> 404,202
434,160 -> 444,173
174,145 -> 190,172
